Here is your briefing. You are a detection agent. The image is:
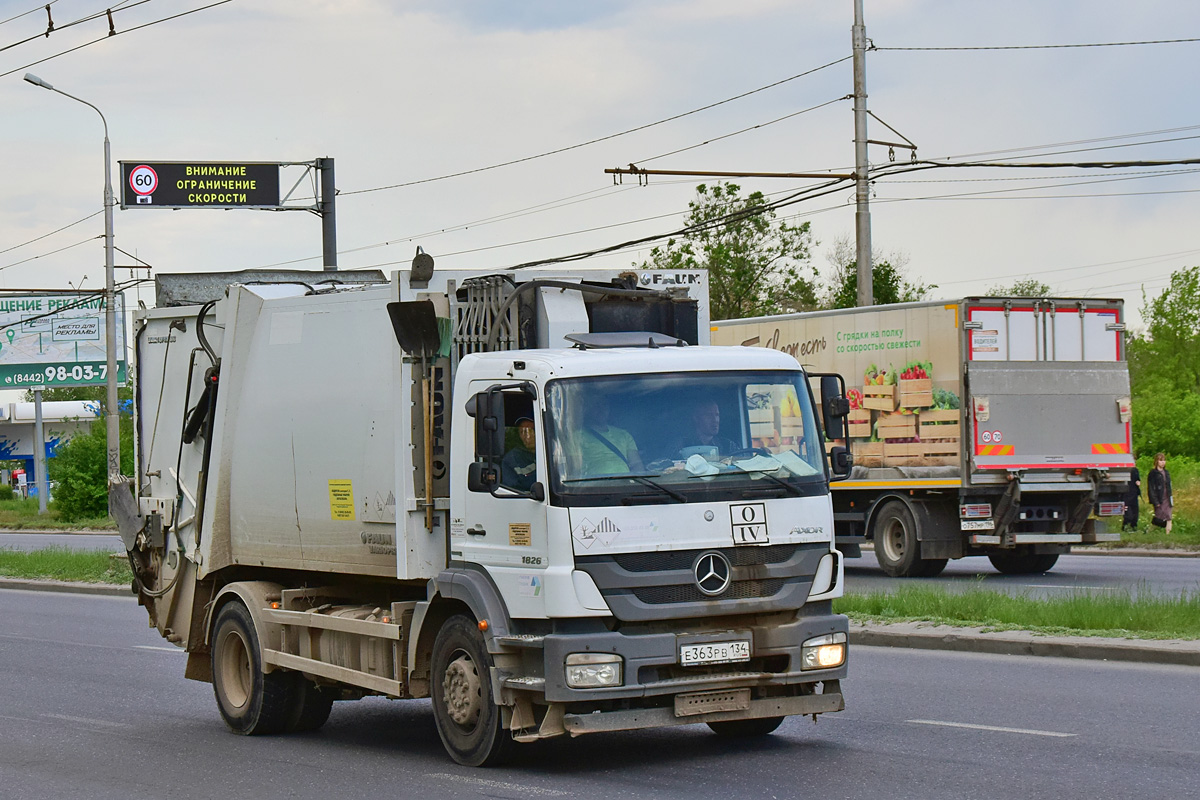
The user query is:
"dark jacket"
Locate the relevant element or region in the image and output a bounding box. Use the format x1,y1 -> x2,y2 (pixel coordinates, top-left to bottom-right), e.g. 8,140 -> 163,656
1147,467 -> 1172,508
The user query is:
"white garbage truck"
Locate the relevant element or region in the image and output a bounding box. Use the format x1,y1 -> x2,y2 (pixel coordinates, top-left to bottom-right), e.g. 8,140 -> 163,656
112,265 -> 852,766
712,297 -> 1132,577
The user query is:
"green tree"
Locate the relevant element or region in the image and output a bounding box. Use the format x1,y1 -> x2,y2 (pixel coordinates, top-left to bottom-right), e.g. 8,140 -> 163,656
822,235 -> 934,309
986,279 -> 1053,296
28,384 -> 136,522
640,182 -> 819,320
46,416 -> 134,522
1126,266 -> 1200,457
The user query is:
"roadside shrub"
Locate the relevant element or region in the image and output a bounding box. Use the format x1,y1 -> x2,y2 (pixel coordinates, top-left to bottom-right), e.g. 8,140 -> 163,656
46,419 -> 134,522
0,485 -> 13,501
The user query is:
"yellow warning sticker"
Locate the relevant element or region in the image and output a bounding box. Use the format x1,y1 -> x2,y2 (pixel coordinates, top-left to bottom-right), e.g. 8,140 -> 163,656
328,479 -> 355,520
509,522 -> 532,546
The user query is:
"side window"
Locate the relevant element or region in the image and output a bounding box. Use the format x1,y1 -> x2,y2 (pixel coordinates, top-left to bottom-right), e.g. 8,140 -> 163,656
496,393 -> 538,494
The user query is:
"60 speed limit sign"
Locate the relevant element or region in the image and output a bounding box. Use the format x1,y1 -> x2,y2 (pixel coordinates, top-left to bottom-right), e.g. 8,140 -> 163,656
128,165 -> 158,195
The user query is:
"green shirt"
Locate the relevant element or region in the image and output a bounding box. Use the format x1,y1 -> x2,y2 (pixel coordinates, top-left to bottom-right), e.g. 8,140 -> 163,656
578,425 -> 638,476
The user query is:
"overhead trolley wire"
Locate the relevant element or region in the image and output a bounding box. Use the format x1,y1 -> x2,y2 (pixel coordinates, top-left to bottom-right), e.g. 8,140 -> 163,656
0,0 -> 141,55
0,0 -> 61,28
0,0 -> 233,80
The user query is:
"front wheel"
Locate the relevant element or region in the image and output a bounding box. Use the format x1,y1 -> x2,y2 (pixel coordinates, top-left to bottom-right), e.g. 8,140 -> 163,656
707,716 -> 785,737
988,551 -> 1060,575
431,614 -> 513,767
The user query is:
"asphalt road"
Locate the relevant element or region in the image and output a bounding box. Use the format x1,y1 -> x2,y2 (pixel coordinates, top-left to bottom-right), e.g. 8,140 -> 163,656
1,588 -> 1196,800
846,550 -> 1200,597
4,531 -> 1197,598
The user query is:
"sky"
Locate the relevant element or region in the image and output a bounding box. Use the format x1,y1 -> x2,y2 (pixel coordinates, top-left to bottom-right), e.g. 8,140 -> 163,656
3,0 -> 1199,346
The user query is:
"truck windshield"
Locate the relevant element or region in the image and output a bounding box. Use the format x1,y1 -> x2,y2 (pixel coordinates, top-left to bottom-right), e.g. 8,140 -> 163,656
545,371 -> 826,506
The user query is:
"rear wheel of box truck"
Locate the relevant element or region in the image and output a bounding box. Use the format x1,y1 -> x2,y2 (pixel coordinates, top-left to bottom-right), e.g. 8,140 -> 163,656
431,614 -> 514,767
987,550 -> 1060,575
873,501 -> 948,578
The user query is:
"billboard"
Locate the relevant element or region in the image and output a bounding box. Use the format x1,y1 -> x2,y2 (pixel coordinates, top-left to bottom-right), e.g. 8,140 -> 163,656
119,161 -> 281,209
0,293 -> 127,389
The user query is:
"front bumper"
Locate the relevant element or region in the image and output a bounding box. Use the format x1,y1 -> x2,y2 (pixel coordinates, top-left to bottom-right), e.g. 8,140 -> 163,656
500,609 -> 848,705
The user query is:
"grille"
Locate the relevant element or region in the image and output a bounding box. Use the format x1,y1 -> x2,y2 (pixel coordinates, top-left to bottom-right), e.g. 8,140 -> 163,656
631,578 -> 786,605
611,544 -> 799,573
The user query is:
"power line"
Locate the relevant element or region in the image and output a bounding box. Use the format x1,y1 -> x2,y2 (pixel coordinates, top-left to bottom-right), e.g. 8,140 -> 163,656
876,37 -> 1200,51
0,211 -> 102,256
337,56 -> 853,196
0,0 -> 233,80
0,237 -> 97,273
632,96 -> 850,165
0,277 -> 152,332
936,124 -> 1200,162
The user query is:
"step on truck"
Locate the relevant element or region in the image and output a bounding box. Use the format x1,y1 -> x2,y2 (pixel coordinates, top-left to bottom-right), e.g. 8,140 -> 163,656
712,297 -> 1131,577
111,266 -> 853,766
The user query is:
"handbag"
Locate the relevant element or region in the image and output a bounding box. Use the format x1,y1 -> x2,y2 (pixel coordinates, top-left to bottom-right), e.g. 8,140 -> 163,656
1151,515 -> 1167,528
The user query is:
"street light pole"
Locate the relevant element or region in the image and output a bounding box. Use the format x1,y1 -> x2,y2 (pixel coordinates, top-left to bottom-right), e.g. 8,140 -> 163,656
24,73 -> 122,496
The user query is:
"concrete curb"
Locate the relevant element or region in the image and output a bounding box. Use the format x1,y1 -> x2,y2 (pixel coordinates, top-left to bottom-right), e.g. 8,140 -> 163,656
855,542 -> 1200,558
851,621 -> 1200,667
3,578 -> 1196,667
0,578 -> 131,597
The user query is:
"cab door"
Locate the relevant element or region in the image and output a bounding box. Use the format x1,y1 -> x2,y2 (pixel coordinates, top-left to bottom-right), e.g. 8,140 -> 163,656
457,381 -> 550,618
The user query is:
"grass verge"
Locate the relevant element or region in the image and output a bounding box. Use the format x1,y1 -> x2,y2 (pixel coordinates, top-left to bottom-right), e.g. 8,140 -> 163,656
835,585 -> 1200,640
0,498 -> 115,531
0,546 -> 131,585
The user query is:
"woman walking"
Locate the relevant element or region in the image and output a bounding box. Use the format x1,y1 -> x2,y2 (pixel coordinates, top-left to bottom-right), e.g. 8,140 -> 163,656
1147,452 -> 1174,535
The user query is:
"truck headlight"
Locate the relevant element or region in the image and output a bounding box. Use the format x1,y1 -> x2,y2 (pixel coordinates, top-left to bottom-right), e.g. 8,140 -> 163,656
800,632 -> 846,670
565,653 -> 623,688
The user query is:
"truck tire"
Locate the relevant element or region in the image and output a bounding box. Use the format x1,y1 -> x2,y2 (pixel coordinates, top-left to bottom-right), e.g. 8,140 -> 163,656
289,680 -> 334,733
211,601 -> 297,735
987,551 -> 1060,575
707,716 -> 785,737
431,614 -> 513,767
873,502 -> 937,578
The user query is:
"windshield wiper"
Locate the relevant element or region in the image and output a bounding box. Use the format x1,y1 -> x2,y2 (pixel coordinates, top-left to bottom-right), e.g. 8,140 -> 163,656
629,475 -> 687,502
563,473 -> 687,502
741,469 -> 803,496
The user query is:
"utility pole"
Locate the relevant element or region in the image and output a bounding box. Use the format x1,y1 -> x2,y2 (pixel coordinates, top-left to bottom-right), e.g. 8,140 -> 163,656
318,157 -> 337,271
852,0 -> 873,307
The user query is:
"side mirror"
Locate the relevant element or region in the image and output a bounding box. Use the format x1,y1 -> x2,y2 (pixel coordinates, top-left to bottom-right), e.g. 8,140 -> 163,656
530,482 -> 546,502
830,445 -> 853,480
819,374 -> 849,441
470,389 -> 506,460
468,462 -> 499,493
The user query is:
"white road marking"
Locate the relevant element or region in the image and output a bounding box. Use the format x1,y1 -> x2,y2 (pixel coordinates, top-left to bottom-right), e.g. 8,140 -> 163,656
429,773 -> 571,796
43,713 -> 131,729
133,645 -> 184,653
908,719 -> 1076,738
1024,584 -> 1115,591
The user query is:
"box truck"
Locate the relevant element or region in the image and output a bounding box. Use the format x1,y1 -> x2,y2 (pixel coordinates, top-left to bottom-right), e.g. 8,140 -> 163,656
712,297 -> 1131,577
112,266 -> 852,766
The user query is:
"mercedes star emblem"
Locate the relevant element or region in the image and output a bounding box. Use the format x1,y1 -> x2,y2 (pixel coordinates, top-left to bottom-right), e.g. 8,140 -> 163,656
693,551 -> 732,596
